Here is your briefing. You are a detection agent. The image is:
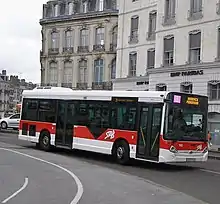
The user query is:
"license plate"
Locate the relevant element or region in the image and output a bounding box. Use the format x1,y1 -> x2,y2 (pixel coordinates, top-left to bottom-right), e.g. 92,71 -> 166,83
186,158 -> 196,162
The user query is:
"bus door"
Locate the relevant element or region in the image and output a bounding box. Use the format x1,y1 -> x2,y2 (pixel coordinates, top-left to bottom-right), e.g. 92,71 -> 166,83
136,104 -> 163,161
55,100 -> 75,148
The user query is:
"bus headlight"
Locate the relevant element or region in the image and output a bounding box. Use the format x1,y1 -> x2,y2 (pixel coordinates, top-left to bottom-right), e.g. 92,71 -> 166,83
170,146 -> 178,153
202,147 -> 208,153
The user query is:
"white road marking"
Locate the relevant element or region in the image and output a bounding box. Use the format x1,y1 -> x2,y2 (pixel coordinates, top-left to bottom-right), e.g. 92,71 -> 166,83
0,148 -> 83,204
200,169 -> 220,175
1,177 -> 28,203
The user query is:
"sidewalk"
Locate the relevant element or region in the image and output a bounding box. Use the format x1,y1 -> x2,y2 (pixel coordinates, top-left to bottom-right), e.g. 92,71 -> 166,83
209,145 -> 220,160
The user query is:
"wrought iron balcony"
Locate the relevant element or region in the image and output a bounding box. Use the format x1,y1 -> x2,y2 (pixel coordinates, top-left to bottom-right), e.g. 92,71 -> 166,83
93,44 -> 105,52
187,9 -> 203,21
76,82 -> 88,90
61,83 -> 72,88
128,34 -> 138,44
146,32 -> 156,41
92,82 -> 112,90
48,48 -> 59,55
77,46 -> 89,53
162,14 -> 176,26
110,43 -> 117,52
63,47 -> 74,53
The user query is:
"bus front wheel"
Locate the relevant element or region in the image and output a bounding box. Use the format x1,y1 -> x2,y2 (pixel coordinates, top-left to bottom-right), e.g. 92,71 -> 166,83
39,131 -> 51,151
113,140 -> 130,165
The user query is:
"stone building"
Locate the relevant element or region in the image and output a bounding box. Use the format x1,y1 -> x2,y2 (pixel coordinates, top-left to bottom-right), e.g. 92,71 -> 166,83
40,0 -> 118,90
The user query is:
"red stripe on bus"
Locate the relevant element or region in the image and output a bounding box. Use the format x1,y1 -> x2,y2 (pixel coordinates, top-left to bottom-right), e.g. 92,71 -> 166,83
74,126 -> 137,145
19,120 -> 56,135
160,135 -> 207,150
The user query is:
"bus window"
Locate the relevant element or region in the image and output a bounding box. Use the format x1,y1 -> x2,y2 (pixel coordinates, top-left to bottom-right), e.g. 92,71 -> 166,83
38,99 -> 56,123
111,105 -> 137,131
87,102 -> 110,138
21,99 -> 38,121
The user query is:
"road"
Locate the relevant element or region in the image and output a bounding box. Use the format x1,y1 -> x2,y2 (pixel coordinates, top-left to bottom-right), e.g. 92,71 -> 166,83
0,132 -> 219,204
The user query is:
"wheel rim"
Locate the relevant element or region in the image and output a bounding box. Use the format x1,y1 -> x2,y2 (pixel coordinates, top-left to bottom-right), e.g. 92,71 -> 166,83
2,123 -> 6,128
117,146 -> 124,159
42,136 -> 49,146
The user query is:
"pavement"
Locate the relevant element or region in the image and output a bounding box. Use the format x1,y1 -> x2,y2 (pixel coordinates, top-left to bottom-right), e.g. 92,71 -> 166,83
2,132 -> 220,203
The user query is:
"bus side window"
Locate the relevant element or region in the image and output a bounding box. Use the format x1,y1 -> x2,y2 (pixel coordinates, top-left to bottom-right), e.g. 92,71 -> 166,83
22,99 -> 38,121
111,105 -> 137,131
38,99 -> 56,123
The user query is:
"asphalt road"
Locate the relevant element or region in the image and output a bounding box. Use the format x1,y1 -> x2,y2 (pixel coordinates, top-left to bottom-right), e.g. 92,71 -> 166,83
1,132 -> 220,204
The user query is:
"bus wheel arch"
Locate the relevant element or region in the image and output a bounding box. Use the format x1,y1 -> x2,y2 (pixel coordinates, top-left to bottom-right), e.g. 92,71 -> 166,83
39,129 -> 51,151
112,138 -> 130,165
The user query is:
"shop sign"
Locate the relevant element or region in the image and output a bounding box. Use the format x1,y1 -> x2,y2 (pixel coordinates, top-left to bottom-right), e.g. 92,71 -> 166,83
170,70 -> 203,77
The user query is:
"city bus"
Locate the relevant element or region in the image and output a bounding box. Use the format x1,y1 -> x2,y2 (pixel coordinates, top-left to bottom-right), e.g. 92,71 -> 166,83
18,87 -> 209,164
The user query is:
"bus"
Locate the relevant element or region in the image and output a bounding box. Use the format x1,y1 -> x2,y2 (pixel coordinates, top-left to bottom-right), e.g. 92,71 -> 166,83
18,87 -> 209,164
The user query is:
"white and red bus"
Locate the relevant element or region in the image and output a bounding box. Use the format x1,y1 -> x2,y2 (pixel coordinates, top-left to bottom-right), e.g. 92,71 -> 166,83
18,87 -> 209,164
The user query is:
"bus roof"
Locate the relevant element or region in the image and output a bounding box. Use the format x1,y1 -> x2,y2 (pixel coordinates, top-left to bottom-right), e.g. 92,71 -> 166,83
22,87 -> 206,102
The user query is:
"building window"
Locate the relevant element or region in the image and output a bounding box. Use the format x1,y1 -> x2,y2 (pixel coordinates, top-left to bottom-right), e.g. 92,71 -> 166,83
111,58 -> 116,79
147,49 -> 155,69
50,31 -> 59,49
181,82 -> 193,93
189,31 -> 201,64
129,16 -> 139,43
208,81 -> 220,100
217,28 -> 220,60
64,30 -> 73,48
82,1 -> 88,13
97,0 -> 104,11
148,11 -> 157,40
80,29 -> 89,46
94,59 -> 104,83
95,27 -> 105,45
49,62 -> 58,85
188,0 -> 203,20
62,61 -> 73,88
79,59 -> 88,83
156,84 -> 167,91
60,3 -> 66,15
129,52 -> 137,77
111,26 -> 118,51
164,35 -> 174,66
46,5 -> 53,17
163,0 -> 176,25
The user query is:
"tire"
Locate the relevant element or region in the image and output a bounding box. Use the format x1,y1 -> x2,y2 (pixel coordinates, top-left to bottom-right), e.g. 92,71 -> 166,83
113,140 -> 130,165
1,121 -> 8,129
39,131 -> 51,151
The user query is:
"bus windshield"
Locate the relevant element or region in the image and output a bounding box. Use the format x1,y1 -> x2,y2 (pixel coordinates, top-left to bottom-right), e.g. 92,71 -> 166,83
164,93 -> 208,141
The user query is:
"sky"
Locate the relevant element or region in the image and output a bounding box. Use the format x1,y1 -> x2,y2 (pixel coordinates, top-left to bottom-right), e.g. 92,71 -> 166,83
0,0 -> 47,83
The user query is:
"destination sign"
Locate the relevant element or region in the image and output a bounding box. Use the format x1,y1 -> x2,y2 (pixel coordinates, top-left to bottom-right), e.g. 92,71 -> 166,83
186,97 -> 199,105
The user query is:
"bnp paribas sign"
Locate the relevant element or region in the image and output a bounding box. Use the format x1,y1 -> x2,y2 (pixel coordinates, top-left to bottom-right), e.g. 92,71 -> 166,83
170,70 -> 204,77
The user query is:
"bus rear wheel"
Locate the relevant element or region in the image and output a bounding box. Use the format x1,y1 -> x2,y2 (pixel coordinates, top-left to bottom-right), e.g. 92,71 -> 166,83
39,131 -> 51,151
113,140 -> 130,165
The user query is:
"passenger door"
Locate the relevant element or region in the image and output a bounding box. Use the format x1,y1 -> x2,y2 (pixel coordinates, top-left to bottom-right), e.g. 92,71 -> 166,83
136,104 -> 163,161
55,101 -> 75,148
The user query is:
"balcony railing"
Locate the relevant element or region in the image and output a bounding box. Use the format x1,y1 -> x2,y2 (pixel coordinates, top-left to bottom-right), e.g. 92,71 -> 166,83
93,44 -> 105,52
146,32 -> 156,41
187,9 -> 203,21
48,48 -> 59,55
77,46 -> 89,53
76,82 -> 88,90
162,14 -> 176,26
110,43 -> 117,52
61,83 -> 72,88
128,34 -> 138,43
63,47 -> 74,53
92,82 -> 112,90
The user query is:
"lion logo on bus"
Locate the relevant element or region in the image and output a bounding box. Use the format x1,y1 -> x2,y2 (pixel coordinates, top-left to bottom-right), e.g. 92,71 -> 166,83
105,130 -> 115,140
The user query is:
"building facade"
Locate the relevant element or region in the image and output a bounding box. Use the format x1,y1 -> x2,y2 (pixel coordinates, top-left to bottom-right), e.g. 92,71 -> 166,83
114,0 -> 220,138
40,0 -> 118,90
